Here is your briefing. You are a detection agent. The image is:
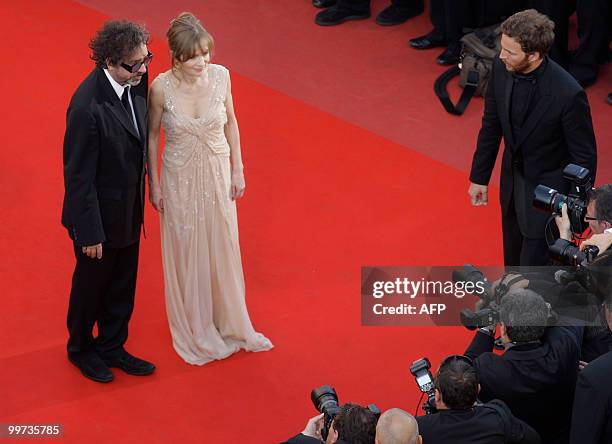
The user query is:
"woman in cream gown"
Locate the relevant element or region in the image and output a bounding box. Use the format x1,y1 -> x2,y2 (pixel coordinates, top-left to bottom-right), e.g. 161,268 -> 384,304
147,13 -> 272,365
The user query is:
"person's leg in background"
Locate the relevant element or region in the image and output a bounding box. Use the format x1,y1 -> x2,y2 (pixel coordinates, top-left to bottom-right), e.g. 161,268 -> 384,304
376,0 -> 424,26
315,0 -> 371,26
569,0 -> 611,87
409,0 -> 447,50
435,0 -> 475,65
529,0 -> 576,69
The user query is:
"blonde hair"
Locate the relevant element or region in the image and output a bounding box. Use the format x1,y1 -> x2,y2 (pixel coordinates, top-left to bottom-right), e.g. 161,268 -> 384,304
166,12 -> 214,63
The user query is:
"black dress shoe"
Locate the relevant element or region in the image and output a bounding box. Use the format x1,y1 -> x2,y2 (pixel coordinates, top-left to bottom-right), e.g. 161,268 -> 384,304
376,4 -> 423,26
313,0 -> 336,8
69,352 -> 114,383
607,93 -> 612,106
315,5 -> 370,26
409,32 -> 446,50
102,351 -> 156,376
436,45 -> 461,65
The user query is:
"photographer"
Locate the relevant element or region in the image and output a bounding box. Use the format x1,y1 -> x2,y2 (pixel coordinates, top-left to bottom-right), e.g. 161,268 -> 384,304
570,297 -> 612,444
283,403 -> 378,444
416,355 -> 540,444
555,184 -> 612,250
464,289 -> 583,444
554,184 -> 612,362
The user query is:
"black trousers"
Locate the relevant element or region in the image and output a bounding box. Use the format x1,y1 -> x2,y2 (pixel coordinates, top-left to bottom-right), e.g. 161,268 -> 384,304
570,0 -> 611,83
429,0 -> 521,47
529,0 -> 576,68
336,0 -> 424,14
502,200 -> 550,266
67,241 -> 140,358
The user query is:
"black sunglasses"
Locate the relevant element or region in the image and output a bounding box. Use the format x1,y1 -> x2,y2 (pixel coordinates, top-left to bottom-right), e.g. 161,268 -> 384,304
584,215 -> 599,221
121,52 -> 153,73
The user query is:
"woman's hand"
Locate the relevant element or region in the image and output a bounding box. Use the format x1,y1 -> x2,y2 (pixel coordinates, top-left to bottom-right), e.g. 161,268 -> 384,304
149,184 -> 164,213
231,169 -> 245,200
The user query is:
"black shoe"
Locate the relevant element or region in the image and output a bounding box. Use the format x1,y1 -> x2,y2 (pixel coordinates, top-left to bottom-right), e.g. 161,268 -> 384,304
315,5 -> 370,26
68,352 -> 114,383
607,93 -> 612,106
409,32 -> 446,50
376,4 -> 423,26
313,0 -> 336,8
436,45 -> 461,65
102,350 -> 156,376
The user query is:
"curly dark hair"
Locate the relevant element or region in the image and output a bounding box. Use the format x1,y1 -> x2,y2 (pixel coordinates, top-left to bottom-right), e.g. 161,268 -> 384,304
332,403 -> 378,444
89,20 -> 149,68
500,9 -> 555,57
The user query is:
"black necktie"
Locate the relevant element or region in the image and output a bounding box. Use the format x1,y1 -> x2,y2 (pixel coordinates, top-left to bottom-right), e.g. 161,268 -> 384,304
121,87 -> 138,135
121,86 -> 131,117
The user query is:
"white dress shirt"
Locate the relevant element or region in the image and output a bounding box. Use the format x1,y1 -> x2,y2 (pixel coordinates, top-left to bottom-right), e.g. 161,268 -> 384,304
103,68 -> 140,137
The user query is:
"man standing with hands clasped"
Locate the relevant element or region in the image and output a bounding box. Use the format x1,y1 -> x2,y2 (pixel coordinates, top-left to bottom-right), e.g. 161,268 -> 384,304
468,9 -> 597,266
61,20 -> 155,382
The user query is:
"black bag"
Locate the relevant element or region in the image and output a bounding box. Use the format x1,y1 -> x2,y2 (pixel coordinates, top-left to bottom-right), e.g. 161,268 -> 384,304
434,24 -> 501,115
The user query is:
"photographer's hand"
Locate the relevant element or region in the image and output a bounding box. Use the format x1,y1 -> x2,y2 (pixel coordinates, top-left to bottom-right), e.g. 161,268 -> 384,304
302,414 -> 324,440
468,182 -> 488,206
580,232 -> 612,255
554,203 -> 572,241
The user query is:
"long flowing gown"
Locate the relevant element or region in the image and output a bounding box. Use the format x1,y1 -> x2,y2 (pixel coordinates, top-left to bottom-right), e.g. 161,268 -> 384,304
157,65 -> 272,365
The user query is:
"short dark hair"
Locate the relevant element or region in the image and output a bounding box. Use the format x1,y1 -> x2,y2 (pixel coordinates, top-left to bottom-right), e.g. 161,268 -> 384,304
500,289 -> 548,342
589,184 -> 612,223
332,403 -> 378,444
89,20 -> 149,68
500,9 -> 555,57
435,357 -> 478,410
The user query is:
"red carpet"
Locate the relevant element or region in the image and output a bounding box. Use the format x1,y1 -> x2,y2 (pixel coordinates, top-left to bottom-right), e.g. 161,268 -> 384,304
0,1 -> 608,442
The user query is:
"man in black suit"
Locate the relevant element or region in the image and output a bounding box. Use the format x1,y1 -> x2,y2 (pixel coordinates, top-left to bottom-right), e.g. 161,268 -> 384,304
468,9 -> 597,266
417,355 -> 540,444
465,289 -> 583,443
62,20 -> 155,382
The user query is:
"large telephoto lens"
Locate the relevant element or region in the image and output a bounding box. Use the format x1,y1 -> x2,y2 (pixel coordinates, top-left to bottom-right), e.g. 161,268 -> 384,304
311,385 -> 339,416
533,185 -> 567,215
549,239 -> 588,266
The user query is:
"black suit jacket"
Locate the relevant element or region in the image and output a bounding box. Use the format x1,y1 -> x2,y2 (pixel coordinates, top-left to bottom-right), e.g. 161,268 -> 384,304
570,351 -> 612,444
417,400 -> 541,444
470,57 -> 596,238
62,67 -> 147,248
465,324 -> 583,444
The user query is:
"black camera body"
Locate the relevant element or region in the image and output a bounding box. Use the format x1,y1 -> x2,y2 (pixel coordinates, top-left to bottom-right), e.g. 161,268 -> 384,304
533,163 -> 593,235
311,385 -> 340,441
452,265 -> 504,330
311,386 -> 381,440
410,358 -> 437,415
460,307 -> 499,330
